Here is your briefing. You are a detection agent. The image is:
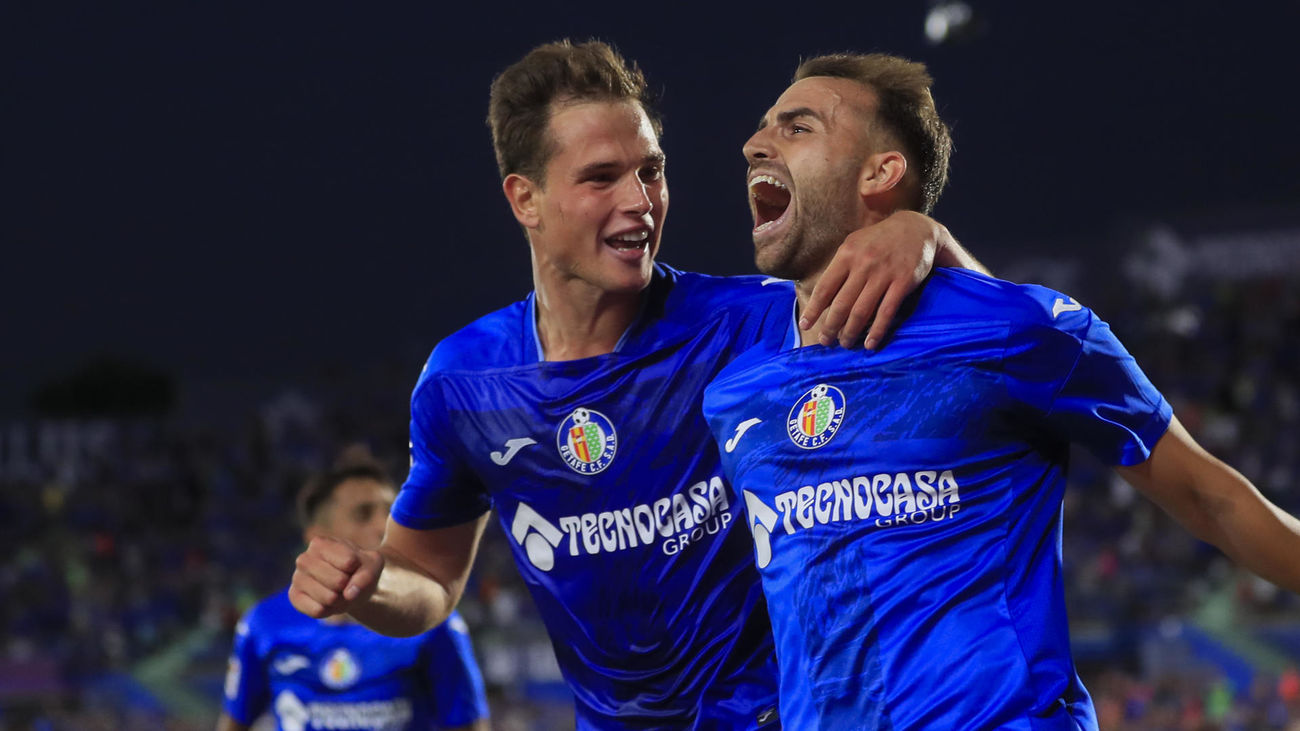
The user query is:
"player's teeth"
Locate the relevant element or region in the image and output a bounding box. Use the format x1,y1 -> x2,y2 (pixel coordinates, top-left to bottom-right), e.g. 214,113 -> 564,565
748,175 -> 787,190
610,230 -> 649,242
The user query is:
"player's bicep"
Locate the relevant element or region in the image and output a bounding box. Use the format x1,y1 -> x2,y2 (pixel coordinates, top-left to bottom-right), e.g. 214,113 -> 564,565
394,379 -> 492,529
1114,417 -> 1241,539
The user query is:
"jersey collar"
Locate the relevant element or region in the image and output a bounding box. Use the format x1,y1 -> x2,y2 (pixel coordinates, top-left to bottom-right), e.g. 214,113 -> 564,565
523,263 -> 670,363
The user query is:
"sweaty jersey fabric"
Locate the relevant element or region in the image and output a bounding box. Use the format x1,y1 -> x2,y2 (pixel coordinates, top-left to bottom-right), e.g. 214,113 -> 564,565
392,264 -> 792,730
703,268 -> 1173,731
223,589 -> 488,730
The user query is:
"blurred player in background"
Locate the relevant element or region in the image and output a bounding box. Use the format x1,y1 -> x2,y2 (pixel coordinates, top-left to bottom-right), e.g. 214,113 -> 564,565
288,39 -> 986,729
219,451 -> 488,731
703,52 -> 1300,729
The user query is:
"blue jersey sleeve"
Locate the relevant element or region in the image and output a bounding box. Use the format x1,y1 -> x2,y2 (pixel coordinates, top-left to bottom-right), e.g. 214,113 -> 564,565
392,368 -> 492,530
221,613 -> 269,724
1005,299 -> 1172,466
425,611 -> 490,728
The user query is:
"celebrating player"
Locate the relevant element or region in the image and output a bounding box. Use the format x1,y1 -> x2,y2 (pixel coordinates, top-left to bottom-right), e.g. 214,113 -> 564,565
220,454 -> 489,731
702,52 -> 1300,729
288,40 -> 984,729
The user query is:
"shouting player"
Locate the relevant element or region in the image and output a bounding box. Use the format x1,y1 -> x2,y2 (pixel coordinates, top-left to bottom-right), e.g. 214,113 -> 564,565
288,40 -> 984,729
220,454 -> 489,731
703,52 -> 1300,729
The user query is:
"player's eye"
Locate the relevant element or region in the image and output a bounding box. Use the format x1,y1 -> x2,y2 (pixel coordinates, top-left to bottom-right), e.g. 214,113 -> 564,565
639,166 -> 663,183
790,124 -> 811,134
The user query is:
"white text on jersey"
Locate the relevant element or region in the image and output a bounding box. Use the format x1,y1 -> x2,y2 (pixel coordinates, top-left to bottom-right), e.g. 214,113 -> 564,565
744,470 -> 962,568
510,476 -> 734,570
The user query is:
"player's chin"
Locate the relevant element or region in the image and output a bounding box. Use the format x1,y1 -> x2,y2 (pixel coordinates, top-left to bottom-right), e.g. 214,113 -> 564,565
597,266 -> 654,295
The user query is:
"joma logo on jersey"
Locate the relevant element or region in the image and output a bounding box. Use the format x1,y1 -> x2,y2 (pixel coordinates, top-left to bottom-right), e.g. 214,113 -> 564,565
509,476 -> 734,570
787,384 -> 846,449
556,407 -> 618,474
744,470 -> 962,568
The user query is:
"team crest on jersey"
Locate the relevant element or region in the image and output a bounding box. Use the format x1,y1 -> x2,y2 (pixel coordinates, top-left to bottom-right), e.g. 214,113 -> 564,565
556,407 -> 618,474
786,383 -> 846,449
320,648 -> 360,689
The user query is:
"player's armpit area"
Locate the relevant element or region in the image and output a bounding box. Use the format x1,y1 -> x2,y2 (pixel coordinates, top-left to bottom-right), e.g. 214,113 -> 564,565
1115,415 -> 1300,594
349,514 -> 490,637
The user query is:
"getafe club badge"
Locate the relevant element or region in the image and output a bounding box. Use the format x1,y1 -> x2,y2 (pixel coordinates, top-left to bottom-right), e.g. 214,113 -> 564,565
787,383 -> 846,449
320,648 -> 360,689
557,407 -> 618,474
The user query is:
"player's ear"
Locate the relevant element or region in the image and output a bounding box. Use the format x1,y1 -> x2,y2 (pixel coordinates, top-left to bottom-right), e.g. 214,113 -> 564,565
504,173 -> 542,229
860,150 -> 907,198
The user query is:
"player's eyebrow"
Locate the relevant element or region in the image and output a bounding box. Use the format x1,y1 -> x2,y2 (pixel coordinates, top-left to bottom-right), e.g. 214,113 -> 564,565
575,153 -> 666,179
756,106 -> 823,132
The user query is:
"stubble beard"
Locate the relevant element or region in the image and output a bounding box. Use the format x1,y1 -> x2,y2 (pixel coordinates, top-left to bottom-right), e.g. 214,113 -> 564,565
755,171 -> 864,283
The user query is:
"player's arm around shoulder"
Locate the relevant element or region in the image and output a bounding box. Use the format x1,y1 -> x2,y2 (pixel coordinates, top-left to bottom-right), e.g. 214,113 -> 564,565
289,515 -> 490,637
1115,416 -> 1300,593
803,210 -> 990,349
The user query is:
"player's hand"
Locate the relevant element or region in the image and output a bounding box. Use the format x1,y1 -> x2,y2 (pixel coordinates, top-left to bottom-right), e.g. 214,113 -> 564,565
289,535 -> 384,619
802,210 -> 946,349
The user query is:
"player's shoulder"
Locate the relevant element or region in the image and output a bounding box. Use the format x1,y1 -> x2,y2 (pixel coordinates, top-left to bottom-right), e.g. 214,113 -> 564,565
417,297 -> 531,382
237,588 -> 300,638
663,265 -> 795,315
922,268 -> 1095,336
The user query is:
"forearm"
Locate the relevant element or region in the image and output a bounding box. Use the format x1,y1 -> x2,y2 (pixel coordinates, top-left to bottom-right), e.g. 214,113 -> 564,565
347,547 -> 458,637
1181,462 -> 1300,593
345,515 -> 487,637
1120,418 -> 1300,593
932,225 -> 990,275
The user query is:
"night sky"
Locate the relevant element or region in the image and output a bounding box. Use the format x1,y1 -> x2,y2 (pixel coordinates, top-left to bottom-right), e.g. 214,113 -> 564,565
9,1 -> 1300,415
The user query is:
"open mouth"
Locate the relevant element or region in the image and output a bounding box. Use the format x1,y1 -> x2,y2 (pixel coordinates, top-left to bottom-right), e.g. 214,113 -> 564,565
749,174 -> 791,232
605,228 -> 651,253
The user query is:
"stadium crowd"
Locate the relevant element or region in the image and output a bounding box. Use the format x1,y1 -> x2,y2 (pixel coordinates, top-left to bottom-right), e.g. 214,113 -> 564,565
2,251 -> 1298,730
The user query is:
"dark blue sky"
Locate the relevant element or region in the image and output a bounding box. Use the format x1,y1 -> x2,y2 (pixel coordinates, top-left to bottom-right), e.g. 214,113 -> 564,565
9,1 -> 1299,413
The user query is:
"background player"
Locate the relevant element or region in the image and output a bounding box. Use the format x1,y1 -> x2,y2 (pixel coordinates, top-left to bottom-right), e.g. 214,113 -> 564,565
219,451 -> 489,731
288,40 -> 985,729
703,52 -> 1300,729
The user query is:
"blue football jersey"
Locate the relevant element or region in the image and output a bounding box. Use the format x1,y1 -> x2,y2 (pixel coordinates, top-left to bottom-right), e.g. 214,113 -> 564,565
392,264 -> 792,730
702,268 -> 1173,731
223,590 -> 488,730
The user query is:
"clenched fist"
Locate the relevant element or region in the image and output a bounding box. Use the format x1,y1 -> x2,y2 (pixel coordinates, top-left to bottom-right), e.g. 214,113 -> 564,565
289,535 -> 385,618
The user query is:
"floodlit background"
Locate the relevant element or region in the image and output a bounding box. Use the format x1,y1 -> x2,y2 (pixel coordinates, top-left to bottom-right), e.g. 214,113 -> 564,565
5,2 -> 1300,728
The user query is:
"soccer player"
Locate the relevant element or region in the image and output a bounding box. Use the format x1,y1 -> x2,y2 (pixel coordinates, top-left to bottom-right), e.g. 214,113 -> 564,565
702,52 -> 1300,729
288,41 -> 984,729
219,455 -> 489,731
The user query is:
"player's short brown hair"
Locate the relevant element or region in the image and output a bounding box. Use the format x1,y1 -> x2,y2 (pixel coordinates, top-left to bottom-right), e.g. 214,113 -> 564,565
794,53 -> 951,214
488,39 -> 661,185
296,448 -> 394,530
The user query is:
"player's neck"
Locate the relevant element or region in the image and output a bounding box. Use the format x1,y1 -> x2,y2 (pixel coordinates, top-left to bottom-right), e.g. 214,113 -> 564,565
793,211 -> 890,347
794,276 -> 823,348
533,276 -> 642,361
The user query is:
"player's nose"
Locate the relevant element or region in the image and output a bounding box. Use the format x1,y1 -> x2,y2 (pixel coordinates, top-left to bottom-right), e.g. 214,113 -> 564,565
743,127 -> 774,163
620,177 -> 653,216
